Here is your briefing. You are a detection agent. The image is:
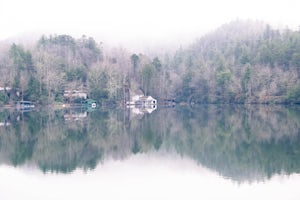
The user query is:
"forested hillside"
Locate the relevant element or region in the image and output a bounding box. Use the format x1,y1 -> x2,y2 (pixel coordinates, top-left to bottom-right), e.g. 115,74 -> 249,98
1,20 -> 300,105
172,20 -> 300,103
0,34 -> 169,105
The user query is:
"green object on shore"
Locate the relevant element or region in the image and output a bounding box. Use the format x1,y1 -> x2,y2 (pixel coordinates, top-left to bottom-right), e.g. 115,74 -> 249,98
83,99 -> 97,108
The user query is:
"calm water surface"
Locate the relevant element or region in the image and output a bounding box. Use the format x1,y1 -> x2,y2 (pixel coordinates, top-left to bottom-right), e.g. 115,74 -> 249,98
0,105 -> 300,200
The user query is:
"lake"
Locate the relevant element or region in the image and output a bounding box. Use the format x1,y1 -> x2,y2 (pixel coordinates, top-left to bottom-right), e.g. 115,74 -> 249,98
0,105 -> 300,200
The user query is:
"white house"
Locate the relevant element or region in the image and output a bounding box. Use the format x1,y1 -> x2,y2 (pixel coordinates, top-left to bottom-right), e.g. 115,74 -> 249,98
126,95 -> 157,106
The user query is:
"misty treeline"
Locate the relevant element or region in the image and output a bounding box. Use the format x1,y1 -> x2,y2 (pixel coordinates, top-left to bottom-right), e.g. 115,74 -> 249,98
1,20 -> 300,105
0,34 -> 170,105
174,20 -> 300,104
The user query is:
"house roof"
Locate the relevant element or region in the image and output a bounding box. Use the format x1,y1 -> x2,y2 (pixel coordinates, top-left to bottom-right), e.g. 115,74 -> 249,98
139,96 -> 156,101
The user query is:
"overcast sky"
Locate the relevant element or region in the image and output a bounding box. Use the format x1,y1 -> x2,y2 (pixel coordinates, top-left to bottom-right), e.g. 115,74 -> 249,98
1,0 -> 300,47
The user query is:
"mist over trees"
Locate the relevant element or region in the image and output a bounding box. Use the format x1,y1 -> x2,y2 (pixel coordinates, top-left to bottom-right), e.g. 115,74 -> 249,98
1,20 -> 300,105
172,20 -> 300,103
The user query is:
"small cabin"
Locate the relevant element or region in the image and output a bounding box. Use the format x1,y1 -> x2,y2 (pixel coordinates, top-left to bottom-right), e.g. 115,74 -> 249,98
64,90 -> 88,99
0,86 -> 11,92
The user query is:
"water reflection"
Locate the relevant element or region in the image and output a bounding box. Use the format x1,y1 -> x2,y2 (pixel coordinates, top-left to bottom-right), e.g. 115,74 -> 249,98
2,153 -> 300,200
0,105 -> 300,182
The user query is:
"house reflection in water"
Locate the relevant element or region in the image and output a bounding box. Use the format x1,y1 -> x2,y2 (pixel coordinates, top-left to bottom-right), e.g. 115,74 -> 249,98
64,110 -> 88,121
16,101 -> 35,110
126,95 -> 157,115
127,104 -> 157,115
0,121 -> 10,127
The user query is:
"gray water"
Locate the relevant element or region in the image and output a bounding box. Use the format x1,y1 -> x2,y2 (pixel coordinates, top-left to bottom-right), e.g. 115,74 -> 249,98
0,105 -> 300,199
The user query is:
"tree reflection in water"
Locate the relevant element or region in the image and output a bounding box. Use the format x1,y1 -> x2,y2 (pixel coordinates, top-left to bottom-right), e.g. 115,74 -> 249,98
0,105 -> 300,182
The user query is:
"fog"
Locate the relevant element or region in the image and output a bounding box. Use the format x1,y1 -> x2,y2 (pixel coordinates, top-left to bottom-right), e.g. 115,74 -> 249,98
1,0 -> 300,51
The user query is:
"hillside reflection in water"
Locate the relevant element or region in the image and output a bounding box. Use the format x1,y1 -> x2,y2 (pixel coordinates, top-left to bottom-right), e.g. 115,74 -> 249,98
0,105 -> 300,183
